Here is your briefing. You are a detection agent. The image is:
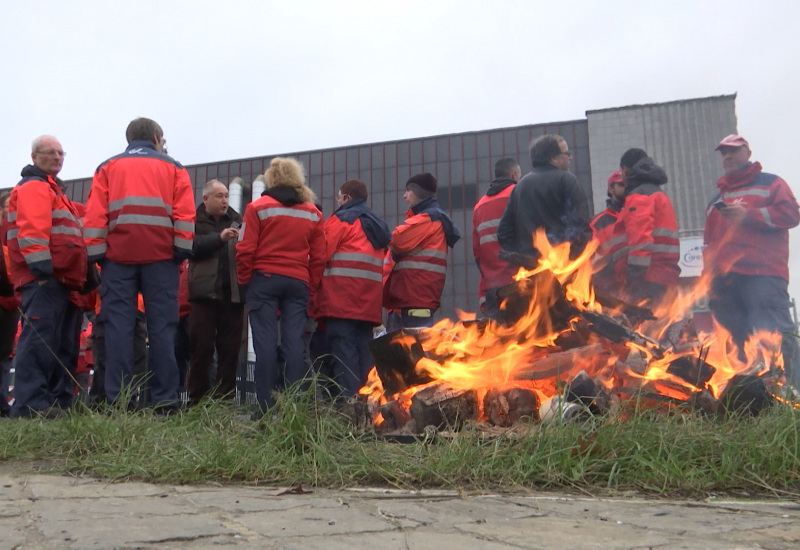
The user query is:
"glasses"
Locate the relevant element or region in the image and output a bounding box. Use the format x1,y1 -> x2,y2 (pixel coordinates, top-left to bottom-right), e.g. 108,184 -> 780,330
36,150 -> 66,157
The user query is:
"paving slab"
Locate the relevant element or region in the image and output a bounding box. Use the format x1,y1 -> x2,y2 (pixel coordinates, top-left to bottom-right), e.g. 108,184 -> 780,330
0,470 -> 799,549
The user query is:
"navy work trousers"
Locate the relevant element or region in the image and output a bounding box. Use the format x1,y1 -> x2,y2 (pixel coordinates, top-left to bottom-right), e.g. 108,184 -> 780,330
326,317 -> 374,399
101,259 -> 180,409
11,277 -> 75,417
709,273 -> 799,385
247,272 -> 310,410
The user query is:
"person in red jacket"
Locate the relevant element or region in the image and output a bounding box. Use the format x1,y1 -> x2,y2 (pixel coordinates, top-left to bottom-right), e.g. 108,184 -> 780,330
590,170 -> 626,294
237,157 -> 325,411
313,179 -> 391,398
0,192 -> 19,416
84,118 -> 195,412
6,135 -> 87,418
613,154 -> 680,308
472,157 -> 520,317
704,134 -> 800,383
384,173 -> 461,330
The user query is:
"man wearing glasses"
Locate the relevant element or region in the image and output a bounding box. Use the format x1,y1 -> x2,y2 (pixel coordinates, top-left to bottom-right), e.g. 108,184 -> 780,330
497,134 -> 591,261
6,136 -> 88,417
704,134 -> 800,385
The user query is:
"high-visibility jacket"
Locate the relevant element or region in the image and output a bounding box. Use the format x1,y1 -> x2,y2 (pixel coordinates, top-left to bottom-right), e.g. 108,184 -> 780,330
613,162 -> 680,287
236,193 -> 325,288
83,140 -> 195,264
704,161 -> 800,282
314,200 -> 391,325
472,181 -> 517,307
384,197 -> 460,311
589,200 -> 622,293
6,165 -> 87,289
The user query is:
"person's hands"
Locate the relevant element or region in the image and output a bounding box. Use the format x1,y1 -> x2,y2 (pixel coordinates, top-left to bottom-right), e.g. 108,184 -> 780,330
719,202 -> 747,223
220,227 -> 240,242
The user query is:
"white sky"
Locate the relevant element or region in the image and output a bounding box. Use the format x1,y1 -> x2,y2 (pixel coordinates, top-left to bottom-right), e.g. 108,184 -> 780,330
2,0 -> 800,297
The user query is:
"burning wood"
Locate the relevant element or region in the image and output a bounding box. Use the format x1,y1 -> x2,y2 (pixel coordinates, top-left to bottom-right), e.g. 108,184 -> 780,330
484,387 -> 540,426
408,383 -> 479,432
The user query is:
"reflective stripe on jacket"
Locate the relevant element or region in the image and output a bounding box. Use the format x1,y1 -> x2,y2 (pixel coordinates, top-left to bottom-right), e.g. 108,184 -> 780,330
6,166 -> 87,289
236,195 -> 325,287
84,140 -> 195,264
314,215 -> 387,324
704,162 -> 800,281
472,184 -> 517,303
589,206 -> 621,293
383,209 -> 448,310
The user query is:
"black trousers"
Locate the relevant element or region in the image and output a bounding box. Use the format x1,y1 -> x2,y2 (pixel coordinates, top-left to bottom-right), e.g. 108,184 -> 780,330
187,300 -> 244,403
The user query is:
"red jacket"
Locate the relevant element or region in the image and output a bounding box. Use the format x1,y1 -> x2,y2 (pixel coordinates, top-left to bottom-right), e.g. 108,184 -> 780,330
384,205 -> 450,311
84,141 -> 195,264
472,181 -> 517,306
314,207 -> 390,325
6,165 -> 87,289
704,162 -> 800,281
613,159 -> 680,287
589,201 -> 621,293
236,193 -> 325,288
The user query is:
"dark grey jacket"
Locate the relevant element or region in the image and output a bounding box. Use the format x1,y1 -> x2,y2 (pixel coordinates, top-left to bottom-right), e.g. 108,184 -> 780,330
497,164 -> 591,259
188,204 -> 243,302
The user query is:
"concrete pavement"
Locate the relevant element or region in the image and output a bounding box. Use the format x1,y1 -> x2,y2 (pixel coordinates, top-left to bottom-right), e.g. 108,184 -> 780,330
1,469 -> 799,549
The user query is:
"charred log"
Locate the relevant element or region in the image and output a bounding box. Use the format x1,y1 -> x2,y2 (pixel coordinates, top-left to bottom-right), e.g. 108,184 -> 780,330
339,394 -> 372,429
484,387 -> 540,426
409,383 -> 479,432
667,355 -> 716,389
719,374 -> 775,417
687,389 -> 719,415
379,400 -> 413,432
514,344 -> 608,381
368,329 -> 433,396
566,371 -> 612,416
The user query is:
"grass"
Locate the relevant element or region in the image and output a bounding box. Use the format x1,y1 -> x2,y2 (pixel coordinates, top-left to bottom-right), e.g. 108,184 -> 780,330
1,389 -> 800,498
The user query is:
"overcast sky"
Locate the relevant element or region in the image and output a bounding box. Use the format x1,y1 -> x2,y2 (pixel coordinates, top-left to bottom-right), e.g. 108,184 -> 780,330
2,0 -> 800,296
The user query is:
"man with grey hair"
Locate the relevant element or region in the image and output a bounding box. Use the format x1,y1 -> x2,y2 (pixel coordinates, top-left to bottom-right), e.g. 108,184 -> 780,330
186,179 -> 243,405
497,134 -> 591,261
6,135 -> 87,417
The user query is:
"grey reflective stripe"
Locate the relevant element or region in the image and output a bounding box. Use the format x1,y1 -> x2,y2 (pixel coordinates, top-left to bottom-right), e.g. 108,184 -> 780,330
479,295 -> 486,306
18,237 -> 49,248
628,256 -> 652,266
598,234 -> 626,253
652,244 -> 680,254
724,188 -> 770,199
479,233 -> 498,245
394,261 -> 448,274
6,229 -> 17,240
6,212 -> 16,222
52,209 -> 79,222
87,243 -> 107,256
323,267 -> 383,282
173,220 -> 195,233
110,196 -> 173,214
628,243 -> 653,252
330,252 -> 383,266
174,237 -> 193,250
24,250 -> 52,262
109,214 -> 173,230
84,228 -> 108,238
652,228 -> 679,238
610,246 -> 631,262
408,248 -> 447,260
383,257 -> 393,265
476,218 -> 501,233
50,226 -> 82,237
761,207 -> 774,227
257,207 -> 320,222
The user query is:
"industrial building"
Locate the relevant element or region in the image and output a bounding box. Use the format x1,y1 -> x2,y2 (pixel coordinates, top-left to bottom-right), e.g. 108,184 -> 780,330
63,94 -> 737,319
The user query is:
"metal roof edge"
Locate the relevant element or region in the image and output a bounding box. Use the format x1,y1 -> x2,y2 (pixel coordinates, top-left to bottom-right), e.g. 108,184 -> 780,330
585,93 -> 737,116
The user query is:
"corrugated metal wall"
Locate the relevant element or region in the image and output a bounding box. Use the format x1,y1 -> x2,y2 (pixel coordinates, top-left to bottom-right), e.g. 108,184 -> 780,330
586,94 -> 738,237
65,120 -> 592,319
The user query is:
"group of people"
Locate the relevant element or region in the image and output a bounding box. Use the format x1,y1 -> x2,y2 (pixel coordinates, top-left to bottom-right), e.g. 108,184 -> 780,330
2,121 -> 798,418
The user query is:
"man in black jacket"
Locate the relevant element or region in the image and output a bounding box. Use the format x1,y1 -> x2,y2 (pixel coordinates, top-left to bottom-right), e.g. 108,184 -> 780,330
497,135 -> 591,261
187,179 -> 244,404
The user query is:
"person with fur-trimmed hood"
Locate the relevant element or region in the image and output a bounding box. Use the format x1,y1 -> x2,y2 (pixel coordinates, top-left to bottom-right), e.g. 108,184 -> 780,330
613,154 -> 680,307
383,173 -> 460,330
236,157 -> 325,412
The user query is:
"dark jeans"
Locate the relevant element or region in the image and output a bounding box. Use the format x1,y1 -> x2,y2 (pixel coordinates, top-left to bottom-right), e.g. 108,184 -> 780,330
326,317 -> 374,399
101,259 -> 180,409
0,307 -> 19,415
710,273 -> 799,385
187,300 -> 244,403
11,277 -> 74,417
247,272 -> 310,410
385,308 -> 436,331
90,314 -> 148,404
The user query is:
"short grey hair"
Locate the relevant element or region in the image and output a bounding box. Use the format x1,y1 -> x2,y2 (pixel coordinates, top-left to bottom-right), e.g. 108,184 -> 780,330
202,179 -> 225,196
31,135 -> 58,153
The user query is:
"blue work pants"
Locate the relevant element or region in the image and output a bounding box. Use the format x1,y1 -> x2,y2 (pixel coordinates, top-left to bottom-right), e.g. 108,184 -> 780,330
326,317 -> 374,399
